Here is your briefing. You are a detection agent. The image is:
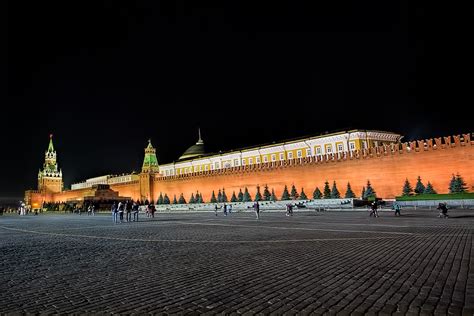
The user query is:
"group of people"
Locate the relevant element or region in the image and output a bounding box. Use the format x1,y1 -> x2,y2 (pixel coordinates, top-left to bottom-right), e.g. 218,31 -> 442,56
111,201 -> 140,223
214,204 -> 233,216
368,201 -> 449,218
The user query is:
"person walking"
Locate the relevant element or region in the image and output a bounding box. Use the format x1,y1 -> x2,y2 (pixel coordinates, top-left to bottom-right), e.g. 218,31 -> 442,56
118,201 -> 124,223
214,204 -> 219,216
228,204 -> 232,214
112,202 -> 118,223
369,201 -> 379,217
91,204 -> 95,216
132,202 -> 139,222
392,202 -> 401,216
223,204 -> 227,216
126,200 -> 132,222
254,201 -> 260,219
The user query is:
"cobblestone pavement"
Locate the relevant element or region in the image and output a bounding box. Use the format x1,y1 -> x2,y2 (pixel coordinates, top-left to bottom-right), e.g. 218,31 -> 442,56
1,209 -> 474,315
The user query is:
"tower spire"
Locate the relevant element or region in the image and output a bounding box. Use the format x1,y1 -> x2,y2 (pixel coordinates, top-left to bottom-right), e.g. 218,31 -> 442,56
197,128 -> 203,145
48,134 -> 55,152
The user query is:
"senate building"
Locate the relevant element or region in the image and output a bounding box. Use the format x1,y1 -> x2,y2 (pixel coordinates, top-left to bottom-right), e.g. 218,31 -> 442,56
25,129 -> 473,208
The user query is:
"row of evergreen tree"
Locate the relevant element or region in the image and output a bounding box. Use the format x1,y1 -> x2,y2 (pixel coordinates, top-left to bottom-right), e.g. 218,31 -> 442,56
402,173 -> 469,196
152,181 -> 378,205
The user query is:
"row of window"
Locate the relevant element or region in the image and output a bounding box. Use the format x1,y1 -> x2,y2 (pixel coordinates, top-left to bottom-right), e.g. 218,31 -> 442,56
163,141 -> 366,176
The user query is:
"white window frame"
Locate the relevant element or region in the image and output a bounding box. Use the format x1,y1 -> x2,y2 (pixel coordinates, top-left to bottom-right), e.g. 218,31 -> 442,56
205,165 -> 208,171
215,162 -> 220,169
316,147 -> 321,155
256,157 -> 261,164
288,152 -> 293,159
271,154 -> 276,161
234,159 -> 239,166
263,156 -> 268,162
349,142 -> 355,150
249,158 -> 253,165
297,150 -> 302,158
279,153 -> 284,160
338,144 -> 343,152
306,148 -> 312,156
326,145 -> 332,153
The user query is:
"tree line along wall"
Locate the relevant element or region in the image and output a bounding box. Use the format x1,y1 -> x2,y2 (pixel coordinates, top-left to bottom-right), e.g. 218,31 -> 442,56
151,134 -> 474,202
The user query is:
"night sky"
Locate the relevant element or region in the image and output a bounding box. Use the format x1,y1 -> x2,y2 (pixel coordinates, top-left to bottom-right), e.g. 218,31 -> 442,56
3,2 -> 473,201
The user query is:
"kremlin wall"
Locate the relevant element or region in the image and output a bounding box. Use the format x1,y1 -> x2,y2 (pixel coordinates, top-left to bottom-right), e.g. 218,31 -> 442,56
25,130 -> 473,208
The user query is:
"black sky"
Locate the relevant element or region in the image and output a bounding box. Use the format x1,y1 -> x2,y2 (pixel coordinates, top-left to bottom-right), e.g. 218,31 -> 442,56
3,1 -> 473,201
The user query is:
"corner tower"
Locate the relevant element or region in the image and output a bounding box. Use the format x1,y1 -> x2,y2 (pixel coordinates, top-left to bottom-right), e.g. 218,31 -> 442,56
140,139 -> 158,202
38,134 -> 63,194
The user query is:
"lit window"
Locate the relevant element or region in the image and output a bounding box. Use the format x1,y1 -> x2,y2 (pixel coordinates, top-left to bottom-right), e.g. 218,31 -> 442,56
288,152 -> 293,159
297,150 -> 302,158
271,154 -> 276,161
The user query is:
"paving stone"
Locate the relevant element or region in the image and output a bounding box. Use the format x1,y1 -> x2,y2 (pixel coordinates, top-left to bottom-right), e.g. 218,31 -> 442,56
1,210 -> 474,313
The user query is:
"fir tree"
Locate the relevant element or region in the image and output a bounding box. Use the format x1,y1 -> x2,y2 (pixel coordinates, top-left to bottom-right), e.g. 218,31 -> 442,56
222,188 -> 228,202
361,187 -> 366,199
454,173 -> 468,193
172,195 -> 178,204
270,189 -> 278,201
178,193 -> 186,204
189,193 -> 195,204
281,185 -> 290,200
414,176 -> 426,195
163,194 -> 170,204
231,191 -> 237,202
313,187 -> 322,199
263,184 -> 271,201
331,181 -> 340,198
424,182 -> 437,194
196,192 -> 204,203
449,174 -> 457,193
217,189 -> 223,203
210,191 -> 217,203
290,184 -> 299,199
344,182 -> 356,198
300,188 -> 308,200
364,180 -> 376,199
243,187 -> 252,202
194,192 -> 200,203
150,199 -> 155,205
254,185 -> 262,201
402,178 -> 413,196
157,192 -> 164,205
238,189 -> 244,202
145,199 -> 149,205
323,181 -> 331,199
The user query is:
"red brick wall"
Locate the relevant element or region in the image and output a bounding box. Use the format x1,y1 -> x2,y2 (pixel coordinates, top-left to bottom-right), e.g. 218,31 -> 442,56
152,137 -> 474,201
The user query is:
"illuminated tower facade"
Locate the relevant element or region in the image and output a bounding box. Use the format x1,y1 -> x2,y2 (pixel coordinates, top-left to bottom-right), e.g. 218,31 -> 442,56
38,134 -> 63,194
140,139 -> 159,202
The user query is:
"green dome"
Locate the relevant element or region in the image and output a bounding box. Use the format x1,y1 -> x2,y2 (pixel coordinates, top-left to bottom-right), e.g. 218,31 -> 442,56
179,140 -> 206,160
178,129 -> 206,160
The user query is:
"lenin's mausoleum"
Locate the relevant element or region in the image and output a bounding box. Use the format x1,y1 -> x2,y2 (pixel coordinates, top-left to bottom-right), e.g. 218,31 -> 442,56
25,130 -> 473,208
